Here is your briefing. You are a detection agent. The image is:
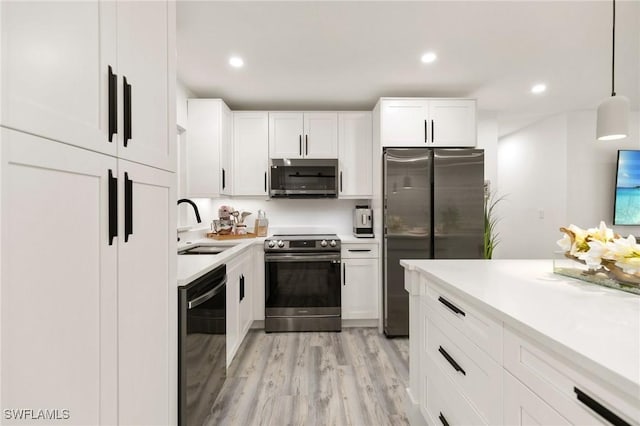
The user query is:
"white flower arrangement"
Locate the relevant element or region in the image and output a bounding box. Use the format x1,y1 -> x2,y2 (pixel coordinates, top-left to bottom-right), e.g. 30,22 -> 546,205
557,221 -> 640,288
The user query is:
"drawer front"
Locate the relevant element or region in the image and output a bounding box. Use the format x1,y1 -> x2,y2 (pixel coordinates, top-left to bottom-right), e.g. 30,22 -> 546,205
425,279 -> 502,362
421,350 -> 487,426
504,327 -> 638,426
426,309 -> 502,425
341,243 -> 379,258
504,370 -> 571,426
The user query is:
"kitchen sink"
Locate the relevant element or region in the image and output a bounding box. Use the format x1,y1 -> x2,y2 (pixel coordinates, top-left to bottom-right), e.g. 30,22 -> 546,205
178,245 -> 233,255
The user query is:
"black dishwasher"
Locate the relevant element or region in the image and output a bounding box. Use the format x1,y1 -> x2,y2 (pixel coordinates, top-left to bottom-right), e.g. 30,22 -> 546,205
178,264 -> 226,426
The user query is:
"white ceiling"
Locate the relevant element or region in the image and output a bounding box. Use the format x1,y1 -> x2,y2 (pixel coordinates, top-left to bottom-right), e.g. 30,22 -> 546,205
177,1 -> 640,136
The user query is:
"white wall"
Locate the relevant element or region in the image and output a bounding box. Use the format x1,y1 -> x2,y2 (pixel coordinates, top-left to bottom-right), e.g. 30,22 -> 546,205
176,80 -> 194,131
178,197 -> 361,235
495,114 -> 568,258
477,111 -> 499,191
496,110 -> 640,259
566,110 -> 640,236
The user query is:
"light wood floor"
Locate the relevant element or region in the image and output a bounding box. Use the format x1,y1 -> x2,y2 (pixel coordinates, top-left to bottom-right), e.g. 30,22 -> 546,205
204,328 -> 409,426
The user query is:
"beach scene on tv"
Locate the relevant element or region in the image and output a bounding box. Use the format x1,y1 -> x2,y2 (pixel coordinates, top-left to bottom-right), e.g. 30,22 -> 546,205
614,150 -> 640,225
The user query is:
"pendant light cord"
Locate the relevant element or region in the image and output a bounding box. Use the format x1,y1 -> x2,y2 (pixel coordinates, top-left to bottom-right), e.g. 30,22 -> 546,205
611,0 -> 616,97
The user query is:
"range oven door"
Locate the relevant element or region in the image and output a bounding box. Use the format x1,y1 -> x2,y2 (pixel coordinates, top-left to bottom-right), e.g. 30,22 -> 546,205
265,253 -> 341,320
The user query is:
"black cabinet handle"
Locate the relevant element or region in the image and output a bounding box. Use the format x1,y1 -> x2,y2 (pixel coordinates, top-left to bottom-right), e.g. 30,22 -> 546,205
340,171 -> 343,192
264,172 -> 267,193
424,119 -> 427,143
222,168 -> 226,190
123,76 -> 132,147
438,296 -> 466,317
574,387 -> 630,426
343,263 -> 346,286
108,169 -> 118,245
431,120 -> 435,142
239,274 -> 245,302
124,172 -> 133,242
305,135 -> 308,155
348,249 -> 371,252
299,135 -> 302,156
438,412 -> 450,426
438,346 -> 466,375
108,66 -> 117,142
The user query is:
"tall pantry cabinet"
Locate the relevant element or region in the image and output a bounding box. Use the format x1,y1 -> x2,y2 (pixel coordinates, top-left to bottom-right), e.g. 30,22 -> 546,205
0,2 -> 177,425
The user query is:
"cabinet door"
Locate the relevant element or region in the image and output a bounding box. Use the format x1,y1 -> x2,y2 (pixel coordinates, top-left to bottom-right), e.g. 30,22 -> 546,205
303,112 -> 338,158
233,112 -> 269,196
338,112 -> 373,198
0,1 -> 117,156
342,258 -> 379,319
239,252 -> 254,338
252,245 -> 266,321
380,99 -> 429,146
186,99 -> 221,198
117,160 -> 175,425
504,371 -> 570,426
220,104 -> 234,195
269,112 -> 304,158
429,100 -> 476,147
225,260 -> 241,368
116,0 -> 176,171
1,129 -> 118,424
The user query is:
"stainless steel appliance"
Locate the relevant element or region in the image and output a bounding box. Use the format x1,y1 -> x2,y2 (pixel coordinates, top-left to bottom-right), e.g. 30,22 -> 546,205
353,205 -> 374,238
383,148 -> 484,336
270,159 -> 338,198
264,234 -> 341,332
178,264 -> 227,426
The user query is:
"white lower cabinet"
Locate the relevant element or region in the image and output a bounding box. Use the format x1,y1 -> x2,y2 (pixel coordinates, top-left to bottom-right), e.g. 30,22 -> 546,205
341,243 -> 379,320
225,247 -> 254,367
504,370 -> 570,426
0,128 -> 175,424
406,270 -> 638,426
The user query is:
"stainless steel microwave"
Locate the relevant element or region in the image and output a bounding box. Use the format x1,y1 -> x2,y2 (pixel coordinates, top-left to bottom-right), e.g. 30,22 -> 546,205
270,158 -> 338,198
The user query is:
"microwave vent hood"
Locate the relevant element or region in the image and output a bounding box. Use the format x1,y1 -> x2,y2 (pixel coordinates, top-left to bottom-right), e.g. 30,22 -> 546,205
270,158 -> 338,198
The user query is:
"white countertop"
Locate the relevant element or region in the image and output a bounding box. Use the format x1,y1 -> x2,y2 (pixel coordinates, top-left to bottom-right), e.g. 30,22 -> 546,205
177,238 -> 265,287
176,233 -> 374,287
400,259 -> 640,398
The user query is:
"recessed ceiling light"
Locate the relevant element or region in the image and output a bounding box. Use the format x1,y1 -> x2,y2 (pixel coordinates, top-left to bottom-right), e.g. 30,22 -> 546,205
531,83 -> 547,94
421,52 -> 437,64
229,56 -> 244,68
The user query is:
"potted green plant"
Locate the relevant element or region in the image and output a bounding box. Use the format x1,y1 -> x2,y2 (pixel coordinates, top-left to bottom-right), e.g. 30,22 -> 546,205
484,191 -> 505,259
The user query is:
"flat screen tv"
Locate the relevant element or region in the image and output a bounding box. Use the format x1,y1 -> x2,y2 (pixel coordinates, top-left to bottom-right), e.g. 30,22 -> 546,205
613,150 -> 640,225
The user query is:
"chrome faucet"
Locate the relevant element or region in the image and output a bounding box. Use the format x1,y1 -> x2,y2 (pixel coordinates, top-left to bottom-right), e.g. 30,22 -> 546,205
177,199 -> 202,223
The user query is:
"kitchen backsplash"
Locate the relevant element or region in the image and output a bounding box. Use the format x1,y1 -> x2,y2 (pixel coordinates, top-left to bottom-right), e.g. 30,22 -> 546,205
178,198 -> 364,235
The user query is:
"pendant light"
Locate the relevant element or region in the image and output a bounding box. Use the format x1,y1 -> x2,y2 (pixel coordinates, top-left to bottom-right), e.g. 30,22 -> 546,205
596,0 -> 629,141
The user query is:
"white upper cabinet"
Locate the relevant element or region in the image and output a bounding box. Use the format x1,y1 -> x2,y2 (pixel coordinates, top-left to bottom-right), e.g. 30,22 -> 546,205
0,1 -> 117,156
338,112 -> 373,198
220,106 -> 234,195
380,98 -> 476,147
303,112 -> 338,158
116,1 -> 175,171
186,99 -> 231,198
381,100 -> 430,146
269,112 -> 338,159
0,1 -> 175,171
429,100 -> 476,147
233,112 -> 269,196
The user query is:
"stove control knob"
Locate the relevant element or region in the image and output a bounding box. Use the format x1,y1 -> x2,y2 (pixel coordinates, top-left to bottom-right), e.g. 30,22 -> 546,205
267,241 -> 275,248
320,240 -> 328,247
329,240 -> 337,247
277,240 -> 285,248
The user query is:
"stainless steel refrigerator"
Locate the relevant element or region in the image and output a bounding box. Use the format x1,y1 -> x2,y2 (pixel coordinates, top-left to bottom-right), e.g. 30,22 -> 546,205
383,148 -> 485,336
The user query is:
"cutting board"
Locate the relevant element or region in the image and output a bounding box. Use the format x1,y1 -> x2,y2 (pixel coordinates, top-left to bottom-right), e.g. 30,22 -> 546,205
206,232 -> 257,240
